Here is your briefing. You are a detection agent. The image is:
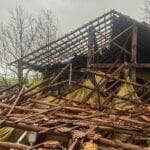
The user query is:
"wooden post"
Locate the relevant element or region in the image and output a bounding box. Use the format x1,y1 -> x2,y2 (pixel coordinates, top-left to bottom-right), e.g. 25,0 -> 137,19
69,63 -> 72,86
87,26 -> 97,67
131,25 -> 137,82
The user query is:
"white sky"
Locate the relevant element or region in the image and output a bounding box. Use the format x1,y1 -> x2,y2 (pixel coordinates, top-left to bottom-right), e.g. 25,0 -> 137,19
0,0 -> 145,34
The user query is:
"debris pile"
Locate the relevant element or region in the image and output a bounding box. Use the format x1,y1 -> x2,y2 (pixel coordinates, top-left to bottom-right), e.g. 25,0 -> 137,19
0,10 -> 150,149
0,63 -> 149,150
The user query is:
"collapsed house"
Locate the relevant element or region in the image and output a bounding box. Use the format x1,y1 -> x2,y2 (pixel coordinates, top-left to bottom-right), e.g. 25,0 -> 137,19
0,10 -> 149,149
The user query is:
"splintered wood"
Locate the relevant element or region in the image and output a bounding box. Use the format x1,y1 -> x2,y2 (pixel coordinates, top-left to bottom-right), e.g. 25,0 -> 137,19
2,10 -> 150,149
0,64 -> 149,150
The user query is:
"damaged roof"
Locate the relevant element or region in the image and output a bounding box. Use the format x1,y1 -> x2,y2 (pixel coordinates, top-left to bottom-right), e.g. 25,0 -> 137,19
9,10 -> 150,72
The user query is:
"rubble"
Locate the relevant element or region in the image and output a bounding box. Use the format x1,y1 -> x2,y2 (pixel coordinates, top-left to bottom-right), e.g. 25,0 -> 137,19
0,10 -> 150,149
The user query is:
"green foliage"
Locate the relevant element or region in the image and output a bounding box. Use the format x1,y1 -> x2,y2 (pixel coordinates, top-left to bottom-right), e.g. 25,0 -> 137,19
0,77 -> 17,86
0,77 -> 36,87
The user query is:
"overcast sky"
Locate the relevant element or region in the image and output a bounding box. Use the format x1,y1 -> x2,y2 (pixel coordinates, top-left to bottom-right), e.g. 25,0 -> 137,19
0,0 -> 145,34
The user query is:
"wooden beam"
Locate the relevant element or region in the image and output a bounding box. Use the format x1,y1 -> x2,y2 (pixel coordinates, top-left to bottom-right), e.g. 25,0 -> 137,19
131,25 -> 138,81
87,26 -> 96,66
0,141 -> 30,150
22,61 -> 45,72
0,83 -> 19,94
90,63 -> 150,69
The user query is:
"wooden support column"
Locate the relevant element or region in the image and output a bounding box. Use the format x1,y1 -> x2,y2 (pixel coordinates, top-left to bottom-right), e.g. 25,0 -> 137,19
87,26 -> 97,67
69,63 -> 72,86
131,25 -> 137,82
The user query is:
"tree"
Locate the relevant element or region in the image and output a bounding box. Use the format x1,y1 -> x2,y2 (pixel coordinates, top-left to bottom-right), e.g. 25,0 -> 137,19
36,9 -> 58,63
0,6 -> 58,84
143,0 -> 150,23
37,9 -> 58,47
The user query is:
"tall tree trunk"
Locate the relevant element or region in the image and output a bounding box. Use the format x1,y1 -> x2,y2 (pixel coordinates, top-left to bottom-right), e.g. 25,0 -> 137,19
18,58 -> 23,88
